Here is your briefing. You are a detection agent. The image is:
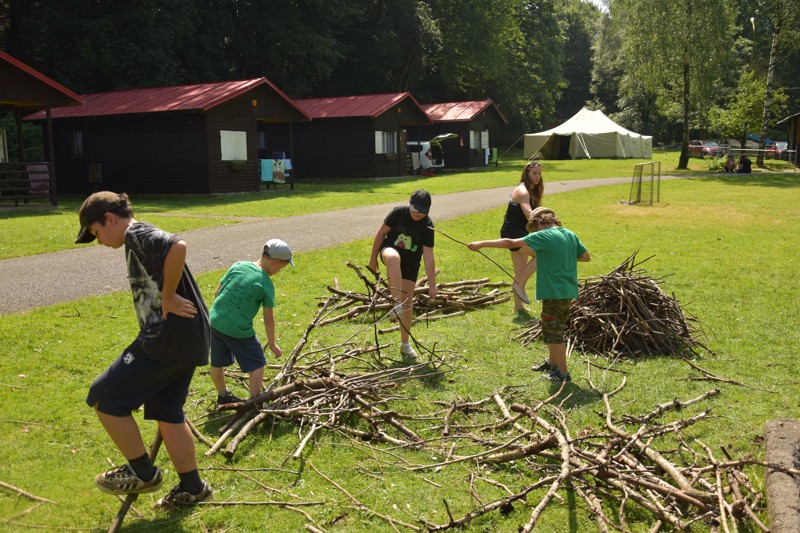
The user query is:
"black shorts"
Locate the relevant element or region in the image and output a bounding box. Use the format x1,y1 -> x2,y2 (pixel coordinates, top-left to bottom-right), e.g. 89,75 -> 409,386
86,346 -> 195,424
500,223 -> 527,252
381,246 -> 422,282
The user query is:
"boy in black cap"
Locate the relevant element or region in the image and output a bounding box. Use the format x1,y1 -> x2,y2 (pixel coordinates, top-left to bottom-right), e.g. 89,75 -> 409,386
209,238 -> 293,405
74,191 -> 213,508
369,189 -> 438,358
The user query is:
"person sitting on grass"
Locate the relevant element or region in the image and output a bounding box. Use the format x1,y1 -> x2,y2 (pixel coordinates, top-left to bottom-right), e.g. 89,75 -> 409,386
736,154 -> 752,173
209,239 -> 293,405
724,154 -> 737,173
468,207 -> 590,382
75,191 -> 213,509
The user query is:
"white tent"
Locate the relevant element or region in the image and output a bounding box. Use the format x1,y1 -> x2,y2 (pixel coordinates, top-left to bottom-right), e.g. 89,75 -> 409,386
523,107 -> 652,159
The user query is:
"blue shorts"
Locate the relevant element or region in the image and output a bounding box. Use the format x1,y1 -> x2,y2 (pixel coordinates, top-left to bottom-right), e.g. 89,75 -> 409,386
210,328 -> 266,373
86,346 -> 195,424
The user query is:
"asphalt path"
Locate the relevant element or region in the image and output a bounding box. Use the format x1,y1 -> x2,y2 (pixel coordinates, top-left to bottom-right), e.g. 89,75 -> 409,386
0,177 -> 646,314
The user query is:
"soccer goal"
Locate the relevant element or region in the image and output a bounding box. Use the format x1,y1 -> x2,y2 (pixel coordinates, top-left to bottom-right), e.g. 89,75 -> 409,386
629,161 -> 661,205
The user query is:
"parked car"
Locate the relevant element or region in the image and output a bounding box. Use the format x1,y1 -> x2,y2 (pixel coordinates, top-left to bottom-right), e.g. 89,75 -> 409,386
407,133 -> 457,171
774,141 -> 789,160
687,140 -> 726,158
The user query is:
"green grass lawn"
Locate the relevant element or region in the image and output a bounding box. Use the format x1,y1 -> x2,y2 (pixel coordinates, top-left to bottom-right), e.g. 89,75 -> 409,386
1,172 -> 799,531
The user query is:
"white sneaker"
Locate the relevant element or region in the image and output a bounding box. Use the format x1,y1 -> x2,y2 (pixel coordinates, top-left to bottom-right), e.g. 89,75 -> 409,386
399,342 -> 417,359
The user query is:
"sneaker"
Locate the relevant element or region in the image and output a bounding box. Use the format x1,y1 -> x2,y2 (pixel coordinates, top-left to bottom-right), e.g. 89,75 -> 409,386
388,303 -> 403,322
153,481 -> 213,510
530,359 -> 554,372
399,342 -> 417,359
217,390 -> 243,406
542,369 -> 571,382
95,464 -> 163,495
512,283 -> 530,305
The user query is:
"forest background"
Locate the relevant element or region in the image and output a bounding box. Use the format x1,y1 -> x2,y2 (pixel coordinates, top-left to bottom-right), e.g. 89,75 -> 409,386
1,0 -> 799,166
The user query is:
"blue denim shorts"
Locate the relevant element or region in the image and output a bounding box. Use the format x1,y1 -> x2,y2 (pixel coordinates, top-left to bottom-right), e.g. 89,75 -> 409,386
86,347 -> 195,424
210,328 -> 266,373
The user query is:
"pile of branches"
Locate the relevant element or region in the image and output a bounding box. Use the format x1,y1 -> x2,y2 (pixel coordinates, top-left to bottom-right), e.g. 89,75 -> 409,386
515,252 -> 712,357
196,366 -> 782,531
402,376 -> 773,532
203,299 -> 453,459
316,262 -> 510,329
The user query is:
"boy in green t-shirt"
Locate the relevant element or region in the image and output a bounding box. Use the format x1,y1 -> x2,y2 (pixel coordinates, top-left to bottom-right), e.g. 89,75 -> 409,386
468,207 -> 590,382
209,239 -> 293,405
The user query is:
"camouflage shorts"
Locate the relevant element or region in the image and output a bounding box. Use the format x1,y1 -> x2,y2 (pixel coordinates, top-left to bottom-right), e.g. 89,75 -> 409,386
540,299 -> 573,345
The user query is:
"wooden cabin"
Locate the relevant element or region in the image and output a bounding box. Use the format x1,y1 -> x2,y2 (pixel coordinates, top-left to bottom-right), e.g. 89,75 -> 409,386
411,100 -> 508,169
777,111 -> 800,166
0,50 -> 83,205
25,78 -> 309,194
279,93 -> 431,179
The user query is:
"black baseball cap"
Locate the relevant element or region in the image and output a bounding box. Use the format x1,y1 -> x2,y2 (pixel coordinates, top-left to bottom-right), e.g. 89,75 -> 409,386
409,189 -> 431,214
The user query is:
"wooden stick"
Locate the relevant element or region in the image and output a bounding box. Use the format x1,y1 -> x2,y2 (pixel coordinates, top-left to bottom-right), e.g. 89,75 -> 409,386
0,480 -> 57,504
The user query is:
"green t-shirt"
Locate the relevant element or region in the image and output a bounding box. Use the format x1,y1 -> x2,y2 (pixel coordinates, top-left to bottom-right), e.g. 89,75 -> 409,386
523,226 -> 587,300
209,261 -> 274,338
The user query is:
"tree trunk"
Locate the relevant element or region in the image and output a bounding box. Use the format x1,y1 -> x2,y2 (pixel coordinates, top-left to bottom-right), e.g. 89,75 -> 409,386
677,0 -> 692,170
679,54 -> 691,169
756,2 -> 783,167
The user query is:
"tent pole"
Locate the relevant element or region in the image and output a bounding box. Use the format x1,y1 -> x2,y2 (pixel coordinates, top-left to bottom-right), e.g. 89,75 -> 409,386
498,134 -> 524,162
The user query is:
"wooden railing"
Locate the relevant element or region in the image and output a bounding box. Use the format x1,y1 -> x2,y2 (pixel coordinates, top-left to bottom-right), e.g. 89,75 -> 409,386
0,162 -> 57,206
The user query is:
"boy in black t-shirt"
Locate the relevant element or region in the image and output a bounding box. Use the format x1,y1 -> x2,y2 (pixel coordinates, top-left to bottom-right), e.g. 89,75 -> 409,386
75,191 -> 213,509
369,189 -> 438,358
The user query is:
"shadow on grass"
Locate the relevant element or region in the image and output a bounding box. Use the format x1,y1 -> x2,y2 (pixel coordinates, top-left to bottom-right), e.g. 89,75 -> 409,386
703,172 -> 800,188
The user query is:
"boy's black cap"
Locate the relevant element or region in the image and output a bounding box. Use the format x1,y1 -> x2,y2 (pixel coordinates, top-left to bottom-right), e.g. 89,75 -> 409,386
75,191 -> 126,244
409,189 -> 431,214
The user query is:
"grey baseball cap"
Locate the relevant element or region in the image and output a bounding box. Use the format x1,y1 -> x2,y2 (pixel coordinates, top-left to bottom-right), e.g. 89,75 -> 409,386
263,238 -> 294,267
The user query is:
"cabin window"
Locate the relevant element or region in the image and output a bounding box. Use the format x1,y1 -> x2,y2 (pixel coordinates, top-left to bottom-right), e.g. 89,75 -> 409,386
470,130 -> 490,149
374,131 -> 396,154
257,129 -> 267,151
220,130 -> 247,161
71,130 -> 84,157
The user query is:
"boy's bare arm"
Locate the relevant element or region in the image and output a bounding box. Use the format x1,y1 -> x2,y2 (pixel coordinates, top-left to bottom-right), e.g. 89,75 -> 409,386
422,246 -> 437,298
578,251 -> 591,262
468,238 -> 524,251
161,240 -> 196,319
369,223 -> 390,271
262,307 -> 282,358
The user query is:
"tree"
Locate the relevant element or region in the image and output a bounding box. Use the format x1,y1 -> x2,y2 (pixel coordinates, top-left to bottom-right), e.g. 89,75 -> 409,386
708,70 -> 787,148
613,0 -> 736,168
553,0 -> 599,119
750,0 -> 799,165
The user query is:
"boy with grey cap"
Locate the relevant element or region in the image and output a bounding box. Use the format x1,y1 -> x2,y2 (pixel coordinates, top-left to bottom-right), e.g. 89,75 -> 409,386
209,238 -> 293,405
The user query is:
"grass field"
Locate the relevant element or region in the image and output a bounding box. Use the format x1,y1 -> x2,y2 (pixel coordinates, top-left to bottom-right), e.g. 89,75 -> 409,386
0,162 -> 799,531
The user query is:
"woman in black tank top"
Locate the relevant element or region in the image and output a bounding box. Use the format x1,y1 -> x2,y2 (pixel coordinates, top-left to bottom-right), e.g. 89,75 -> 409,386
499,161 -> 544,312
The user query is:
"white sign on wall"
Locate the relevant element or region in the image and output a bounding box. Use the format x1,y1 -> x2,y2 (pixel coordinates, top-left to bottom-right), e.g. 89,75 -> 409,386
220,130 -> 247,161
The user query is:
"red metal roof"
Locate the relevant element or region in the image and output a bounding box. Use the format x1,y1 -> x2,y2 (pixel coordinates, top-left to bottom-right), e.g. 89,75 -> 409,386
421,100 -> 508,124
25,78 -> 308,120
294,92 -> 423,119
0,50 -> 83,109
